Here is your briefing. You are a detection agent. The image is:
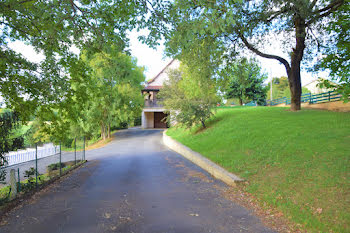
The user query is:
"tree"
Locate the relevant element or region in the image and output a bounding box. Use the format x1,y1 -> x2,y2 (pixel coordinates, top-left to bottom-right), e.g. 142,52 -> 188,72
0,111 -> 24,182
224,58 -> 267,106
314,0 -> 350,101
266,77 -> 290,100
0,0 -> 144,119
266,76 -> 312,99
146,0 -> 345,111
283,87 -> 311,98
28,46 -> 144,143
80,48 -> 144,139
160,64 -> 219,129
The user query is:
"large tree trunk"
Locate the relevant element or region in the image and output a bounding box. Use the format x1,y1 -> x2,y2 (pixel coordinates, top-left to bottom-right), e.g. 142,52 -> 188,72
201,119 -> 206,128
101,123 -> 106,140
288,16 -> 306,111
107,123 -> 111,138
239,98 -> 243,106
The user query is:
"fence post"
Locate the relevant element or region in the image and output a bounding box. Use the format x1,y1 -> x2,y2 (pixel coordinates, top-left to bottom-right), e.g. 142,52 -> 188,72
35,144 -> 38,188
83,136 -> 86,161
17,168 -> 21,193
10,169 -> 17,200
74,138 -> 76,165
328,91 -> 331,102
59,142 -> 62,176
309,93 -> 312,104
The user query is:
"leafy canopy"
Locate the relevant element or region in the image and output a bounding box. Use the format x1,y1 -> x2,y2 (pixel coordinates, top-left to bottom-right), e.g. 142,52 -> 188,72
224,58 -> 267,106
0,0 -> 144,119
36,46 -> 144,142
160,63 -> 219,129
145,0 -> 345,110
314,0 -> 350,101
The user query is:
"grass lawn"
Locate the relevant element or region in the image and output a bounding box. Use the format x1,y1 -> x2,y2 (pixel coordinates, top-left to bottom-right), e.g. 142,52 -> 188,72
167,107 -> 350,232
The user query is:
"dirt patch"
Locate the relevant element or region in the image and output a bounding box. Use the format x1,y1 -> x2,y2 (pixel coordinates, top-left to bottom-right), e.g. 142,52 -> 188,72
86,137 -> 114,150
275,100 -> 350,112
184,170 -> 213,183
64,136 -> 115,152
303,100 -> 350,112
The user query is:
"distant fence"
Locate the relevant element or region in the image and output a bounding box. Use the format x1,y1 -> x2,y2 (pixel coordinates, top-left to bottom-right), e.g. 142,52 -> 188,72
245,101 -> 258,106
4,144 -> 60,167
267,90 -> 342,106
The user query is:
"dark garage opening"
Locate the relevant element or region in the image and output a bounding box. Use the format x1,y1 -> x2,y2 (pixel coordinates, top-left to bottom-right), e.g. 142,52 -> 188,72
154,112 -> 168,128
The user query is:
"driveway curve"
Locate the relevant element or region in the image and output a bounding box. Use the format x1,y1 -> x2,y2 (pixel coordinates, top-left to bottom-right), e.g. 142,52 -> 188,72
0,128 -> 274,233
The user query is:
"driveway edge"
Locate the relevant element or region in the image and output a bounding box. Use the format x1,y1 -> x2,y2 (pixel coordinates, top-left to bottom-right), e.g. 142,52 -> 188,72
163,130 -> 244,186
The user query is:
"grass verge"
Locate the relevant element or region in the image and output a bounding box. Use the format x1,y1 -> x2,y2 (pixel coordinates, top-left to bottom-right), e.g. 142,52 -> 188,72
167,107 -> 350,232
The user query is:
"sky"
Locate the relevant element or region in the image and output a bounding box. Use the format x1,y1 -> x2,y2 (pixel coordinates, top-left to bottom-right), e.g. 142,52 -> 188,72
127,30 -> 323,86
8,30 -> 323,87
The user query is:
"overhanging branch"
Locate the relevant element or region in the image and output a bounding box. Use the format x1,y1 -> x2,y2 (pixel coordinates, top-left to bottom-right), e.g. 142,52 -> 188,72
307,0 -> 344,26
231,32 -> 291,72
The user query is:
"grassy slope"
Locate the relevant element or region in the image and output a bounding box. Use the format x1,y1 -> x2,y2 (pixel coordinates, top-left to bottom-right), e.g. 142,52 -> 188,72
167,107 -> 350,232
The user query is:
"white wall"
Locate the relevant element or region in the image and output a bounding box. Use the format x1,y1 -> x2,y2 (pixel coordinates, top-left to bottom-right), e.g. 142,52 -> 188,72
142,111 -> 154,128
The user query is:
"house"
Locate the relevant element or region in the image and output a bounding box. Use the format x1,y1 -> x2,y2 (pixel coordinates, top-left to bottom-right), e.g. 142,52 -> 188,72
141,59 -> 180,128
303,78 -> 336,94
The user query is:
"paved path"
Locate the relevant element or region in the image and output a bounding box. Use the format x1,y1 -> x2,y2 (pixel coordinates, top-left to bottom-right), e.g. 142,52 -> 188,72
0,129 -> 273,233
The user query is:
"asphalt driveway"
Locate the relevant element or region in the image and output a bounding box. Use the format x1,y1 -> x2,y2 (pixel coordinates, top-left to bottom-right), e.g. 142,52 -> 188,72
0,128 -> 274,233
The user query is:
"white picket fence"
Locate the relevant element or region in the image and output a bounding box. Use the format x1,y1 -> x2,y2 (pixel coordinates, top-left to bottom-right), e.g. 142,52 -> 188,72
4,143 -> 60,167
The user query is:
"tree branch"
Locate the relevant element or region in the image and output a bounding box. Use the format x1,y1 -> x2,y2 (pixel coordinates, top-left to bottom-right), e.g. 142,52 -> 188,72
264,7 -> 291,22
310,0 -> 319,9
231,31 -> 291,72
307,0 -> 344,25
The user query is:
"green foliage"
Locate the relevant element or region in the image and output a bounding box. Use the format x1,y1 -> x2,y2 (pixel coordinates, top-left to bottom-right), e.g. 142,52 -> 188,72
145,0 -> 346,110
224,58 -> 267,105
267,77 -> 311,99
29,45 -> 144,143
76,47 -> 144,139
314,0 -> 350,101
22,167 -> 41,190
167,107 -> 350,232
0,111 -> 24,182
283,87 -> 311,98
47,163 -> 65,172
0,0 -> 151,122
24,118 -> 50,146
24,167 -> 36,178
266,77 -> 290,100
160,64 -> 219,129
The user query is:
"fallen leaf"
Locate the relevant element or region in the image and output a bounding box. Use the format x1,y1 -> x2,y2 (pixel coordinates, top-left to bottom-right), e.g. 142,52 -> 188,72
315,208 -> 322,214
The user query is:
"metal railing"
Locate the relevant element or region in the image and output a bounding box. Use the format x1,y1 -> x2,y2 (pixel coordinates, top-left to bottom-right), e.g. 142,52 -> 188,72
0,137 -> 87,203
267,91 -> 343,106
144,99 -> 163,108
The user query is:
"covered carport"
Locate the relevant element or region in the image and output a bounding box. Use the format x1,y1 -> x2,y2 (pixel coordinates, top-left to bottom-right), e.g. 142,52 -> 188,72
141,109 -> 168,129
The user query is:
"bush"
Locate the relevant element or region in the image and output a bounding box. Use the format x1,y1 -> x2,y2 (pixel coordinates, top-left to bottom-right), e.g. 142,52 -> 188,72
47,162 -> 65,172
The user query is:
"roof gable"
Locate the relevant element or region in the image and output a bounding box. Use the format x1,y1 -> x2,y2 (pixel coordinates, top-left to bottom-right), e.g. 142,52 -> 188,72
144,59 -> 180,90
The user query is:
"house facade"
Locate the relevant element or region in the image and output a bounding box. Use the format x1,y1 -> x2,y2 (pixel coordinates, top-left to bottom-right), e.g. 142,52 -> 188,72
303,78 -> 336,94
141,59 -> 180,128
